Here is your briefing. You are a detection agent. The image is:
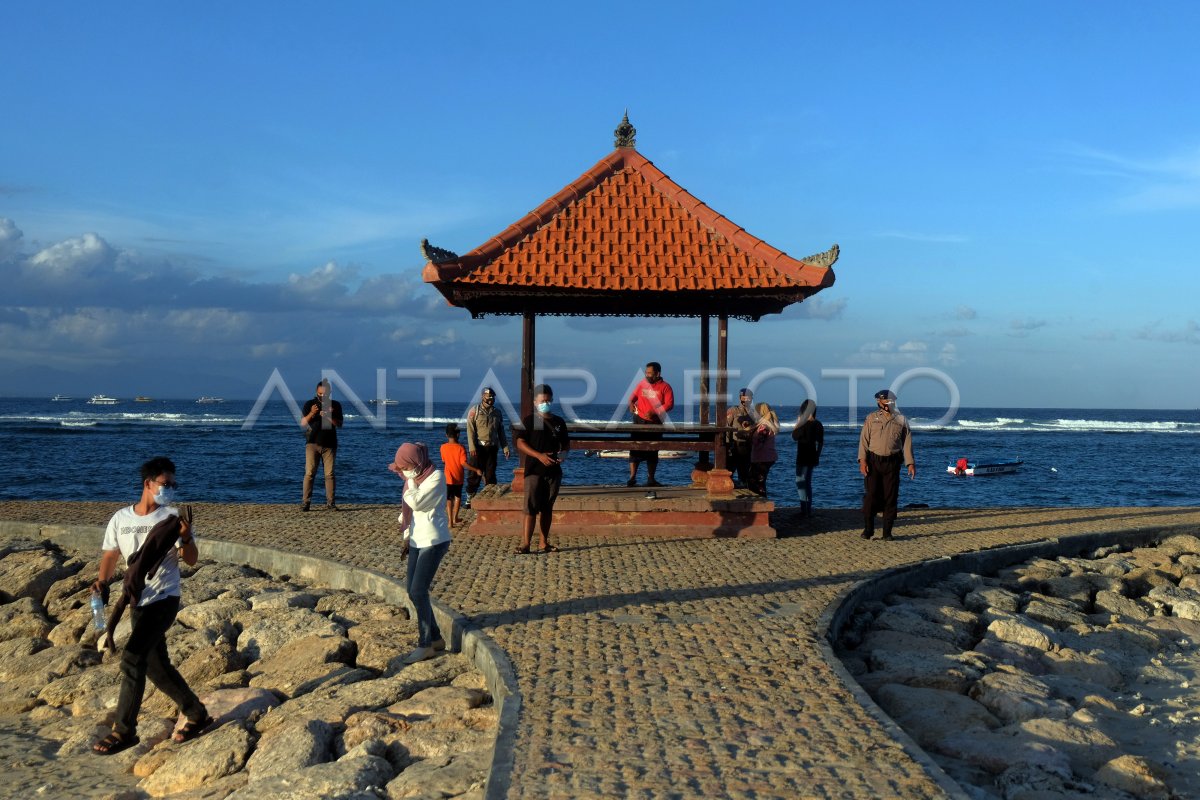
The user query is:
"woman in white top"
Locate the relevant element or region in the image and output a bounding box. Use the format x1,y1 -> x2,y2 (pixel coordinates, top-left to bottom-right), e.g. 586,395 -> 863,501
389,442 -> 451,664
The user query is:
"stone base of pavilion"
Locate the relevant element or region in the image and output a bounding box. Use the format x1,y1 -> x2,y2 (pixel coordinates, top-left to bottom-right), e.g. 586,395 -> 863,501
468,483 -> 776,538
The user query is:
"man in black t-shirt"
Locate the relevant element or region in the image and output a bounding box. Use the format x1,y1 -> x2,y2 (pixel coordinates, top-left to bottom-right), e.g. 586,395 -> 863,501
300,379 -> 344,511
514,384 -> 569,554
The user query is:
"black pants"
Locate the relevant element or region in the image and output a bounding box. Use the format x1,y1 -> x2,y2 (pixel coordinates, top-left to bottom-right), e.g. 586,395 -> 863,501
114,595 -> 206,737
728,441 -> 752,486
862,452 -> 902,535
468,444 -> 500,494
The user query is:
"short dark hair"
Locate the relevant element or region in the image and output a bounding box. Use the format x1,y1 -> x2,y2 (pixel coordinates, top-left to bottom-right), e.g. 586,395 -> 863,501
141,456 -> 176,483
445,422 -> 459,437
645,361 -> 661,373
316,379 -> 330,391
533,383 -> 553,399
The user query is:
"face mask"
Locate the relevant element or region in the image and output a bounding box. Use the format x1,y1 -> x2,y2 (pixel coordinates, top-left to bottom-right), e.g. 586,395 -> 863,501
536,402 -> 552,414
153,486 -> 177,506
401,468 -> 418,479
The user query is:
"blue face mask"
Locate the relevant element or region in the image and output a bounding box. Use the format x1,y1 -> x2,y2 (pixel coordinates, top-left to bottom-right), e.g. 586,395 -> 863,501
536,401 -> 552,414
153,486 -> 177,506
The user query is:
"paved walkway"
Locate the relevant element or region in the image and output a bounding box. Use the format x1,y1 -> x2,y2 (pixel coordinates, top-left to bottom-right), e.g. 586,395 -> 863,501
4,501 -> 1200,799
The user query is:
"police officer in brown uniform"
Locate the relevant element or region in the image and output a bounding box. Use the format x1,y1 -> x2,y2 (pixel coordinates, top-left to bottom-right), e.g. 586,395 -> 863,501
858,389 -> 916,540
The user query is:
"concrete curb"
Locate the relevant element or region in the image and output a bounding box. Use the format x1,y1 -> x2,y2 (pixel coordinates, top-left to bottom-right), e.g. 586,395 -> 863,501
0,519 -> 521,800
816,522 -> 1195,800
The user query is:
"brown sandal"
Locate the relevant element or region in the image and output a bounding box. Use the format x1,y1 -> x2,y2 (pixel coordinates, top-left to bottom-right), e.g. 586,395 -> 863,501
542,544 -> 560,553
514,545 -> 531,555
173,715 -> 213,743
93,731 -> 139,755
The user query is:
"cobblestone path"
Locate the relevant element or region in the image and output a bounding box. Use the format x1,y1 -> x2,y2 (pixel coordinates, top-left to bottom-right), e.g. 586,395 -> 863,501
4,501 -> 1199,799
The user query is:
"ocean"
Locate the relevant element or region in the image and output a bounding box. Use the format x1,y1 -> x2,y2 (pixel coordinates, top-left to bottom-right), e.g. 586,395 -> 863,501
3,398 -> 1199,509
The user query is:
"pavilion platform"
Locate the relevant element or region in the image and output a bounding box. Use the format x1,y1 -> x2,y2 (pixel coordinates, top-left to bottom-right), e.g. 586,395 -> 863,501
467,483 -> 776,538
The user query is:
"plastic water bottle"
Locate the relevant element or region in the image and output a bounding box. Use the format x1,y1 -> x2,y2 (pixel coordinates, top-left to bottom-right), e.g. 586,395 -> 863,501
90,590 -> 106,631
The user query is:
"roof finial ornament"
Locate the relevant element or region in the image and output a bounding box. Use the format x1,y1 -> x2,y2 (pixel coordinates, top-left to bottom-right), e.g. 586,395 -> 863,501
614,110 -> 637,149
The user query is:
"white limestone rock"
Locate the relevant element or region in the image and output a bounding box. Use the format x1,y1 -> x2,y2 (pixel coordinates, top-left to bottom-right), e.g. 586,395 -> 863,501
246,719 -> 336,781
969,672 -> 1072,724
874,683 -> 999,748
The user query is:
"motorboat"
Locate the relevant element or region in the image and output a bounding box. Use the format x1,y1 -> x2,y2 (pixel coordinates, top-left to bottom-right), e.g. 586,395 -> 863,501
196,396 -> 225,404
948,458 -> 1022,476
50,394 -> 73,402
368,398 -> 400,406
87,394 -> 118,405
135,396 -> 154,402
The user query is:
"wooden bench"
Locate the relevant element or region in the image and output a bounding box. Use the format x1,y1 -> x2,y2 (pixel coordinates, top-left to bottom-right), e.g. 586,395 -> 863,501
509,422 -> 736,494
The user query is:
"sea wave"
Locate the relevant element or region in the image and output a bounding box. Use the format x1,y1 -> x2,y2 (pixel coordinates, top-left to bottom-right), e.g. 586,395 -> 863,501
957,417 -> 1027,429
0,412 -> 245,426
1034,419 -> 1200,433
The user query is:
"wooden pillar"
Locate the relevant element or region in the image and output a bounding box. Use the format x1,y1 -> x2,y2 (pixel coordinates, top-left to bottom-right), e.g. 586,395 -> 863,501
707,314 -> 733,494
513,311 -> 536,492
692,315 -> 712,486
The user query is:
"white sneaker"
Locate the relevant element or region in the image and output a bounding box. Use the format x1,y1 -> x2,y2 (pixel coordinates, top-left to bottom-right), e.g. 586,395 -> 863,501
403,646 -> 435,664
430,638 -> 446,652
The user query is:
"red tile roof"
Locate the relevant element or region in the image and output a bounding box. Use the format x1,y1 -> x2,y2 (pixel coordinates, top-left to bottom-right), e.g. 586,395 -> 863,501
423,146 -> 836,317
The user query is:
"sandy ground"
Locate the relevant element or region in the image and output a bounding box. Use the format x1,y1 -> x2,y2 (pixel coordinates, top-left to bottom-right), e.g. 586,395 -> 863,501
0,715 -> 138,799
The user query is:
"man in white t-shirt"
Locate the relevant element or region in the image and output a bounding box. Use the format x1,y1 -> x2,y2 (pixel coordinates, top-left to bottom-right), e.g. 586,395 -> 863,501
91,457 -> 211,755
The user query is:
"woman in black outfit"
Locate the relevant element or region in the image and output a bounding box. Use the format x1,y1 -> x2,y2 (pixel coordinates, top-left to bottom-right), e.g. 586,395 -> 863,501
791,400 -> 824,518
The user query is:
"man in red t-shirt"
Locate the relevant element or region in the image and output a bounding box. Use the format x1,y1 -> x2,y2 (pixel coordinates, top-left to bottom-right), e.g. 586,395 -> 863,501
440,423 -> 482,526
627,361 -> 674,487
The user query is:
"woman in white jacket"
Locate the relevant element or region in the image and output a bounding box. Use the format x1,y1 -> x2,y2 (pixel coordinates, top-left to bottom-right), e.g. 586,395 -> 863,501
389,442 -> 451,664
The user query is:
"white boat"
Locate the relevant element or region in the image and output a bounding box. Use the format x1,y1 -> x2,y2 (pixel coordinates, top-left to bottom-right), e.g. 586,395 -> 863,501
948,459 -> 1022,476
135,396 -> 153,403
87,394 -> 118,405
50,394 -> 73,402
368,398 -> 400,406
196,396 -> 225,404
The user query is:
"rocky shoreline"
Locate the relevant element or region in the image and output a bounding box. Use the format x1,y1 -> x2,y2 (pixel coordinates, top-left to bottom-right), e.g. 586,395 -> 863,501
837,533 -> 1200,799
0,534 -> 497,799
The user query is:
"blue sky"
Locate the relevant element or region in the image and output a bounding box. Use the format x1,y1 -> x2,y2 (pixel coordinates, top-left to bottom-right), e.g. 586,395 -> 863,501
3,1 -> 1199,410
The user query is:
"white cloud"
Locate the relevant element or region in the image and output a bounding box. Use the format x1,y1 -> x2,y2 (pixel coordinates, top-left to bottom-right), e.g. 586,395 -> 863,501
0,218 -> 22,260
287,260 -> 355,294
418,329 -> 459,347
955,305 -> 977,320
1010,318 -> 1048,332
1134,320 -> 1200,345
789,296 -> 847,321
1064,142 -> 1200,212
873,230 -> 969,244
28,232 -> 115,279
854,339 -> 933,365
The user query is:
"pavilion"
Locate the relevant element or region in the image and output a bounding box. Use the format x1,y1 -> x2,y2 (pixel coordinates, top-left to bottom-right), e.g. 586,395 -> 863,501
422,115 -> 837,537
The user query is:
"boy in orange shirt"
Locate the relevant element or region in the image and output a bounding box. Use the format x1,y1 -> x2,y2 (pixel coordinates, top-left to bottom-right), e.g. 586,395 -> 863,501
440,423 -> 482,526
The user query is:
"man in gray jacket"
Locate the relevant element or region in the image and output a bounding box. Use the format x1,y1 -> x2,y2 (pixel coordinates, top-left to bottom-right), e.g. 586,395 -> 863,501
466,387 -> 511,499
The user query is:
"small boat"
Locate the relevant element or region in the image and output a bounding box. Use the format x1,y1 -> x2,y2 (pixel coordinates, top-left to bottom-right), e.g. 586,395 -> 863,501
196,396 -> 225,404
87,394 -> 118,405
368,398 -> 400,406
135,396 -> 154,403
948,458 -> 1022,476
50,394 -> 73,402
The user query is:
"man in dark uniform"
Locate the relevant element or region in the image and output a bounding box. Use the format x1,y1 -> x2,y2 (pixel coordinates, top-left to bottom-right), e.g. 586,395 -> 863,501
465,387 -> 511,502
514,384 -> 570,554
857,389 -> 916,540
300,379 -> 344,511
